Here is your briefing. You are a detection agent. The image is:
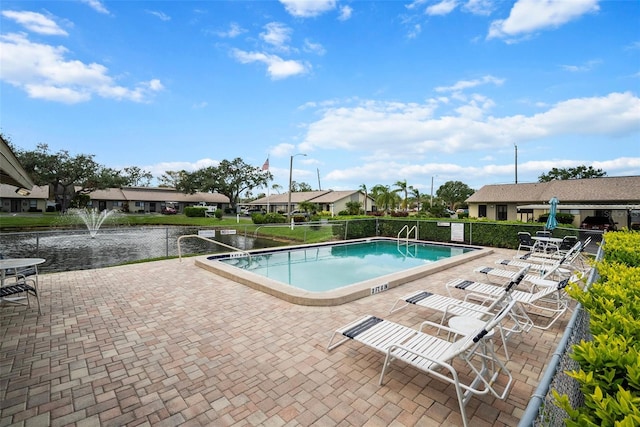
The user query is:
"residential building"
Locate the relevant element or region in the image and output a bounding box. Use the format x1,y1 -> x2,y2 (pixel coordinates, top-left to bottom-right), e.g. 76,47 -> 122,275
88,187 -> 229,213
465,176 -> 640,229
0,184 -> 229,214
247,190 -> 376,216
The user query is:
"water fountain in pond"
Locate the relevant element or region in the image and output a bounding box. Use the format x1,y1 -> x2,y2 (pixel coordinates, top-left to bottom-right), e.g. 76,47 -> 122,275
67,208 -> 119,238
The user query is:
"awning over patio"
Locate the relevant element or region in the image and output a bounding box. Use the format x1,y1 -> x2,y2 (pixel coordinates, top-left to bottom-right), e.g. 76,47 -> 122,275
517,204 -> 640,210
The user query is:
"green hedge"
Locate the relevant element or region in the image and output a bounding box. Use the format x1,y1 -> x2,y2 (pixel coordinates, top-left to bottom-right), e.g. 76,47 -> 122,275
554,230 -> 640,426
333,218 -> 579,249
184,206 -> 207,217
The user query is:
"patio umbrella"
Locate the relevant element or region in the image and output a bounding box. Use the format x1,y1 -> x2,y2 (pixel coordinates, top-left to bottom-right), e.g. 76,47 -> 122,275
545,197 -> 559,231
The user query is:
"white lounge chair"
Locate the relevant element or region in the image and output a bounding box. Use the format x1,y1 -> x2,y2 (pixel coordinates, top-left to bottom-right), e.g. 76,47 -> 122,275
389,266 -> 531,359
327,300 -> 516,427
446,276 -> 572,330
473,258 -> 572,286
515,237 -> 592,273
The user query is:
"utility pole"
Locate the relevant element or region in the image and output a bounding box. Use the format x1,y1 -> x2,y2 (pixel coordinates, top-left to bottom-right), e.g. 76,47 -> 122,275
515,143 -> 518,184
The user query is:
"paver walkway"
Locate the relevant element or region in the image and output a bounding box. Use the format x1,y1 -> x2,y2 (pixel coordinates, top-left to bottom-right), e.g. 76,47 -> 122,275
1,248 -> 570,426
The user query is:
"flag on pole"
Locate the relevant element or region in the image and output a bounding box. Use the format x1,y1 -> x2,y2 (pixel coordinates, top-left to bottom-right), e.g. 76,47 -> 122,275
262,157 -> 269,171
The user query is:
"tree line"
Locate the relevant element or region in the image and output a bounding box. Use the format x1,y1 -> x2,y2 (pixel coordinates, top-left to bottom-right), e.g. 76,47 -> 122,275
4,133 -> 606,213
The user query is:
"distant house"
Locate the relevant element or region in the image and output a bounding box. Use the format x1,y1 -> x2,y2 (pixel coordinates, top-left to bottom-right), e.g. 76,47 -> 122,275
0,184 -> 230,214
248,190 -> 376,215
88,187 -> 230,213
465,176 -> 640,229
0,184 -> 50,213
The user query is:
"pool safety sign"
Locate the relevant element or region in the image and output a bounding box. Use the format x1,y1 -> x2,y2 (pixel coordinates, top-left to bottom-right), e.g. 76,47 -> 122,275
451,223 -> 464,242
198,230 -> 215,237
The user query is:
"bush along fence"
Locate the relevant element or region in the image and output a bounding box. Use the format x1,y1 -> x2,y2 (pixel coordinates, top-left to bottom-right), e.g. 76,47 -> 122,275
330,218 -> 584,251
518,230 -> 640,426
554,230 -> 640,426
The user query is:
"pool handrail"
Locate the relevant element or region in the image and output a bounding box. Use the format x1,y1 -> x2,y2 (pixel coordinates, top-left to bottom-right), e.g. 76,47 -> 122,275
177,234 -> 251,261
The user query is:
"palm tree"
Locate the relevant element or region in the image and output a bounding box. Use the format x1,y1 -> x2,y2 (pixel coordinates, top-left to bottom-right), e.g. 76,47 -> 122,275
359,183 -> 368,214
394,179 -> 409,211
271,183 -> 282,194
371,184 -> 398,212
410,186 -> 422,211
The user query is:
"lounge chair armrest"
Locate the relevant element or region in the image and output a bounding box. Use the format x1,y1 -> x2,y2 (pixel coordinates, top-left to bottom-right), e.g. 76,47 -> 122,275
418,319 -> 469,336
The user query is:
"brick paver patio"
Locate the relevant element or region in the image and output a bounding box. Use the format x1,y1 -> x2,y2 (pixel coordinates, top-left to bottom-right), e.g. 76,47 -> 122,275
1,248 -> 569,426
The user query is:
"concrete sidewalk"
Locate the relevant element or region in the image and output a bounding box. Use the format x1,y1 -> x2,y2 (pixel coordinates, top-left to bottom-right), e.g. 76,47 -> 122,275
1,248 -> 570,426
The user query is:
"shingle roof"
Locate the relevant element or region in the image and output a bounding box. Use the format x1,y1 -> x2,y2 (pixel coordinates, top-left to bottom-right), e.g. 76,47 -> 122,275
0,184 -> 49,199
466,176 -> 640,203
249,190 -> 367,205
90,187 -> 229,203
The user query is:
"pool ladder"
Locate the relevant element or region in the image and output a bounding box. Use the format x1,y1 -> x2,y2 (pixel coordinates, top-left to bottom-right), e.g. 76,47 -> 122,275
397,225 -> 418,258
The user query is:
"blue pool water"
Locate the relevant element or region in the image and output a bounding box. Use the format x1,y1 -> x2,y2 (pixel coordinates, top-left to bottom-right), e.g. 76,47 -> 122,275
213,239 -> 475,292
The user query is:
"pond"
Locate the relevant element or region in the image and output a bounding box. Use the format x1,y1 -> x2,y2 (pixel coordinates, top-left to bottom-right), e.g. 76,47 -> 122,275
0,226 -> 285,273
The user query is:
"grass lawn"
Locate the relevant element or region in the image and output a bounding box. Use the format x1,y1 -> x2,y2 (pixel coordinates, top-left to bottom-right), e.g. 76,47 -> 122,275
0,212 -> 338,244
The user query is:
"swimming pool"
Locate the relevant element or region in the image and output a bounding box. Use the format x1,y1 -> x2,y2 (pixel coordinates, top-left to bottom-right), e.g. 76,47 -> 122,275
194,238 -> 492,306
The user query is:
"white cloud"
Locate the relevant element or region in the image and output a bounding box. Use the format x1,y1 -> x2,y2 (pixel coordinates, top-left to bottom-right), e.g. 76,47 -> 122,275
560,59 -> 601,72
298,92 -> 640,164
80,0 -> 110,15
217,23 -> 246,38
435,75 -> 504,93
304,39 -> 326,55
339,6 -> 353,21
279,0 -> 337,18
231,49 -> 309,80
488,0 -> 600,40
0,33 -> 163,104
2,10 -> 68,36
261,22 -> 292,51
426,0 -> 459,16
145,159 -> 218,178
462,0 -> 494,16
146,10 -> 171,21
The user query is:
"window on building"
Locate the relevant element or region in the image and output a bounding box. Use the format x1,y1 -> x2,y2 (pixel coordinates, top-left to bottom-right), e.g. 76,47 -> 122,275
497,204 -> 508,221
518,209 -> 534,222
478,205 -> 487,218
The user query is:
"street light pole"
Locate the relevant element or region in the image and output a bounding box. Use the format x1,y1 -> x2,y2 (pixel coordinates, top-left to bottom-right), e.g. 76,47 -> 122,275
287,153 -> 306,215
430,176 -> 434,208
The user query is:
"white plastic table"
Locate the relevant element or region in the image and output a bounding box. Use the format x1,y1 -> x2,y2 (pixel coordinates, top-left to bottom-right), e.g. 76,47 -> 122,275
532,236 -> 563,253
0,258 -> 45,300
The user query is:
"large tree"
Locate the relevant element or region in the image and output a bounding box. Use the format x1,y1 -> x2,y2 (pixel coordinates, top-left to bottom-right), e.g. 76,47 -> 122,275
122,166 -> 153,187
538,165 -> 607,182
13,143 -> 127,212
436,180 -> 475,210
175,157 -> 272,209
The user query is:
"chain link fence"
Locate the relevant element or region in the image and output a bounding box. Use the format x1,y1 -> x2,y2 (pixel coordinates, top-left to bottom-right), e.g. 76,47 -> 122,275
1,218 -> 601,274
518,244 -> 603,426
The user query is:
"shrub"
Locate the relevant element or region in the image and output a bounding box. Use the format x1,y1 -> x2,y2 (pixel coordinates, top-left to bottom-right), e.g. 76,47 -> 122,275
538,212 -> 574,224
184,207 -> 207,217
390,211 -> 409,217
554,230 -> 640,426
251,213 -> 286,224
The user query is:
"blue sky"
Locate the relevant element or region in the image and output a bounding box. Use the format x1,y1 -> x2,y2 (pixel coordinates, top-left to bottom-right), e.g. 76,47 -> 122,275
1,0 -> 639,196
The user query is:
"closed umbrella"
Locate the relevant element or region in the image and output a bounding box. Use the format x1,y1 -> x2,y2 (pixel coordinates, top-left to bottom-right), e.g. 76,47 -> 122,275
545,197 -> 559,231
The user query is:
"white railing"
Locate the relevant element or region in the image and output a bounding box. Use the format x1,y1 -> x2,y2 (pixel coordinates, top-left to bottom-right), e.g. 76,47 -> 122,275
177,234 -> 251,261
